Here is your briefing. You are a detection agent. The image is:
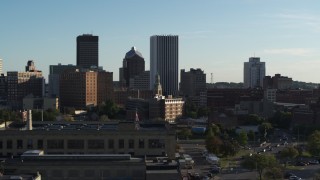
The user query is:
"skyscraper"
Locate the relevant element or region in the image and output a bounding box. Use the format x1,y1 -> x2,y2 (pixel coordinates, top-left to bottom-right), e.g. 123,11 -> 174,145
150,35 -> 179,96
76,34 -> 98,68
244,57 -> 266,88
119,47 -> 145,87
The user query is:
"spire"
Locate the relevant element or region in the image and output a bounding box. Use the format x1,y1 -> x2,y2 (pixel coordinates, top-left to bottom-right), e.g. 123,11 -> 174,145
154,73 -> 162,96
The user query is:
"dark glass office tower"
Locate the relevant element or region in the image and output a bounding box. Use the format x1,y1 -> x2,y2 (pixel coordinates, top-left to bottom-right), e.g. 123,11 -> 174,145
76,34 -> 98,68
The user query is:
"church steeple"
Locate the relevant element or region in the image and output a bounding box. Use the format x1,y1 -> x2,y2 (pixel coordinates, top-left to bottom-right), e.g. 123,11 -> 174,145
154,73 -> 162,96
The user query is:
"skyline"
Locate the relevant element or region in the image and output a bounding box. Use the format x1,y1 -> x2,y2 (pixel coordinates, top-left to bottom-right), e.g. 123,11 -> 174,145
1,0 -> 320,83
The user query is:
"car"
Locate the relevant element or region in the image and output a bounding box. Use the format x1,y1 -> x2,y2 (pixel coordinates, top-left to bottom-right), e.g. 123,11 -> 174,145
284,172 -> 295,179
296,161 -> 308,166
289,175 -> 302,180
309,159 -> 319,165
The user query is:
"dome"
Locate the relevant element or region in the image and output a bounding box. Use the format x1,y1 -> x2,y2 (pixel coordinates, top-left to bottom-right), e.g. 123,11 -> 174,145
125,46 -> 144,59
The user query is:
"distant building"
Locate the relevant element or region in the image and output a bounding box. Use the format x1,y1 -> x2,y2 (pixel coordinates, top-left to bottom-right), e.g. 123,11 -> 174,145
59,68 -> 113,110
48,63 -> 76,97
129,70 -> 150,90
264,89 -> 277,102
0,73 -> 7,105
23,95 -> 59,110
149,75 -> 184,123
77,34 -> 99,68
7,60 -> 44,109
180,68 -> 206,97
150,35 -> 179,96
120,47 -> 145,88
244,57 -> 265,88
113,89 -> 153,107
180,68 -> 206,106
263,74 -> 292,90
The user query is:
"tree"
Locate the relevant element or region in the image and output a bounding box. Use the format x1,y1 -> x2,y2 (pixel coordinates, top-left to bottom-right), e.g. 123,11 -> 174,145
280,146 -> 299,166
179,128 -> 192,139
247,130 -> 255,141
245,114 -> 263,125
241,154 -> 277,180
238,130 -> 248,146
269,111 -> 292,129
258,122 -> 273,141
308,130 -> 320,156
220,139 -> 239,157
206,136 -> 223,155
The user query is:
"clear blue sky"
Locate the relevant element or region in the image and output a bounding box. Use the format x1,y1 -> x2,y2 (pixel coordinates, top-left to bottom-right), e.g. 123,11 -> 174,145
1,0 -> 320,83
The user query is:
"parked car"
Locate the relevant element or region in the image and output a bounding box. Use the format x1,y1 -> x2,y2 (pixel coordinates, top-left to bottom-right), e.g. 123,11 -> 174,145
296,161 -> 308,166
289,175 -> 302,180
309,159 -> 319,165
284,172 -> 295,179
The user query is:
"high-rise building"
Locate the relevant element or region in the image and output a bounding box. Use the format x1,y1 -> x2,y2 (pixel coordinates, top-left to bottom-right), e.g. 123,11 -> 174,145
7,60 -> 44,109
244,57 -> 265,88
119,47 -> 145,87
150,35 -> 179,96
263,74 -> 292,90
59,68 -> 113,110
48,63 -> 76,97
76,34 -> 98,68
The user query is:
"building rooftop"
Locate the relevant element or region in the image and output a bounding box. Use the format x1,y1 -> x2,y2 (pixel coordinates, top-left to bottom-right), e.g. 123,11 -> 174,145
125,46 -> 144,59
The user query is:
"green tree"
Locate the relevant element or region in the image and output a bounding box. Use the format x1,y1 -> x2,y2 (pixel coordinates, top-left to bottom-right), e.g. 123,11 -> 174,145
269,111 -> 292,129
221,139 -> 239,157
245,114 -> 263,125
308,130 -> 320,156
179,128 -> 192,139
241,154 -> 277,180
238,130 -> 248,146
247,130 -> 255,141
280,146 -> 299,166
258,122 -> 273,141
206,136 -> 223,155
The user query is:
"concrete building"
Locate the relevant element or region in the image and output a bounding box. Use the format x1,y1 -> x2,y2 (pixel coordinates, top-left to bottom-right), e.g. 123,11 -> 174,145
23,95 -> 59,110
130,70 -> 150,90
150,35 -> 179,96
263,74 -> 292,90
3,151 -> 144,180
48,63 -> 76,97
77,34 -> 98,68
180,68 -> 206,97
264,89 -> 277,102
113,89 -> 153,107
7,61 -> 44,109
59,68 -> 113,110
0,121 -> 176,159
244,57 -> 265,88
120,47 -> 145,88
0,73 -> 7,106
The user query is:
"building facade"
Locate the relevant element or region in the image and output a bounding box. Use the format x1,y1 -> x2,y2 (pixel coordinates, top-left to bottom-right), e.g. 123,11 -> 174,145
77,34 -> 99,68
48,63 -> 76,97
120,47 -> 145,88
244,57 -> 265,88
263,74 -> 292,90
129,71 -> 150,90
0,121 -> 176,159
59,68 -> 113,110
7,61 -> 44,109
150,35 -> 179,96
180,68 -> 206,97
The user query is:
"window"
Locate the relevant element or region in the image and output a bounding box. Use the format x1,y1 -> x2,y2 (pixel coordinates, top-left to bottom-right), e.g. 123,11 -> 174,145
148,139 -> 165,149
47,140 -> 64,149
6,140 -> 12,149
17,139 -> 23,149
108,139 -> 114,149
88,139 -> 104,149
139,139 -> 144,149
37,140 -> 43,149
67,140 -> 84,149
27,139 -> 33,149
118,139 -> 124,149
128,139 -> 134,149
0,141 -> 2,149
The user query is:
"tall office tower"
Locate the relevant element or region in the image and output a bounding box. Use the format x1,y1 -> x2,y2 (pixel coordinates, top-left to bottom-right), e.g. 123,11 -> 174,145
119,47 -> 145,87
150,35 -> 179,96
7,60 -> 44,109
244,57 -> 265,88
0,59 -> 3,74
76,34 -> 99,68
59,68 -> 113,110
48,63 -> 76,97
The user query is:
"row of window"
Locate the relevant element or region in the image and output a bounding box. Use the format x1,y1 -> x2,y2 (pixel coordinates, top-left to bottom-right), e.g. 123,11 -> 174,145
0,139 -> 165,150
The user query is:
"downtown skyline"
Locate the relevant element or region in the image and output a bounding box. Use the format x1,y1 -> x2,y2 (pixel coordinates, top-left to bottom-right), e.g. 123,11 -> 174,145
1,0 -> 320,83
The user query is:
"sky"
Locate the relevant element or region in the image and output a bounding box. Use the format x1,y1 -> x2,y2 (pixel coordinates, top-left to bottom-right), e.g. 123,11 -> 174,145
1,0 -> 320,83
